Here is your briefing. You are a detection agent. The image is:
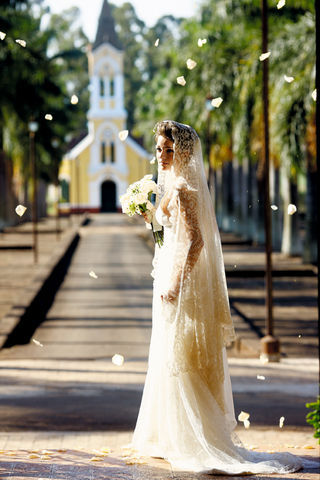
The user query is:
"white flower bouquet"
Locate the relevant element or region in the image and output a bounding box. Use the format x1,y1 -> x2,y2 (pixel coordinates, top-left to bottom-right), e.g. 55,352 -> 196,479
120,175 -> 164,246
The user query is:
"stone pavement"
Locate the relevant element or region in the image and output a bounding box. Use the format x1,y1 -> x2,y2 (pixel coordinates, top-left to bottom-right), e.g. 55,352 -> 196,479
0,213 -> 318,479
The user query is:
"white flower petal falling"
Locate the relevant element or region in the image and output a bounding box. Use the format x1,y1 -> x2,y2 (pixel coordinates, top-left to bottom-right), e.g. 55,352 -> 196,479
112,353 -> 124,366
244,419 -> 251,429
15,204 -> 27,217
284,75 -> 294,83
177,76 -> 186,86
45,114 -> 53,121
259,51 -> 271,61
186,58 -> 197,70
279,416 -> 285,428
71,94 -> 79,104
154,38 -> 160,47
277,0 -> 285,8
32,339 -> 43,347
257,375 -> 266,380
89,270 -> 98,279
15,39 -> 26,47
150,157 -> 156,164
287,204 -> 297,215
0,31 -> 6,40
211,97 -> 223,108
118,130 -> 129,141
271,204 -> 278,210
238,411 -> 250,422
311,89 -> 317,101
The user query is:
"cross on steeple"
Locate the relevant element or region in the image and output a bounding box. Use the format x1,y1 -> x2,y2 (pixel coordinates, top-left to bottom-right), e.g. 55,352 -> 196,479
93,0 -> 122,51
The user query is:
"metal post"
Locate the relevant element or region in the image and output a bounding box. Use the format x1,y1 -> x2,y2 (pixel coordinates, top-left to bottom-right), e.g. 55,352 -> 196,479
260,0 -> 280,362
56,182 -> 60,240
205,96 -> 214,189
30,130 -> 38,263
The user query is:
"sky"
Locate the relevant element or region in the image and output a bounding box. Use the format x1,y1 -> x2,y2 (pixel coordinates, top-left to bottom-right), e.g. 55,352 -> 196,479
43,0 -> 197,41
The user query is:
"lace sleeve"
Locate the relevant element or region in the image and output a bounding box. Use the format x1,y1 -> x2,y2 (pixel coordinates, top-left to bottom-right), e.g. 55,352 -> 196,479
179,187 -> 204,277
167,183 -> 204,298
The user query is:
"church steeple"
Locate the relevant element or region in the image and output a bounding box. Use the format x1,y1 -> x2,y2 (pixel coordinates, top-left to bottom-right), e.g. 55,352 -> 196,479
93,0 -> 122,51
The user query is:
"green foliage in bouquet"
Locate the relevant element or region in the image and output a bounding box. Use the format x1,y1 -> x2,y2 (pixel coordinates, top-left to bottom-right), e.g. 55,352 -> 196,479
306,396 -> 320,443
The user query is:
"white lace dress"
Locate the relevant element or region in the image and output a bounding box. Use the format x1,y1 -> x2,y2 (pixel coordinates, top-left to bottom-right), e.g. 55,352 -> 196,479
131,204 -> 306,475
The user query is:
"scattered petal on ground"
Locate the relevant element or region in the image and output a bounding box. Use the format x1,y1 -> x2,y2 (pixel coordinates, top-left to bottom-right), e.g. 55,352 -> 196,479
267,450 -> 275,453
311,89 -> 317,101
112,353 -> 124,366
32,338 -> 44,347
271,205 -> 278,211
92,450 -> 105,457
71,94 -> 79,104
90,456 -> 104,462
0,31 -> 6,40
119,130 -> 129,141
211,97 -> 223,108
15,204 -> 27,216
287,204 -> 297,215
15,39 -> 26,47
277,0 -> 285,9
284,75 -> 294,83
101,447 -> 111,454
177,76 -> 186,86
302,445 -> 315,449
45,114 -> 53,121
186,58 -> 197,70
89,270 -> 98,279
259,51 -> 271,61
154,38 -> 159,47
257,375 -> 265,380
279,416 -> 285,428
28,454 -> 40,459
57,448 -> 67,452
238,411 -> 250,422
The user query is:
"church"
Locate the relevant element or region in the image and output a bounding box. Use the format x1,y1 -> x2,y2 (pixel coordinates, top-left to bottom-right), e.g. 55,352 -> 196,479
59,0 -> 151,213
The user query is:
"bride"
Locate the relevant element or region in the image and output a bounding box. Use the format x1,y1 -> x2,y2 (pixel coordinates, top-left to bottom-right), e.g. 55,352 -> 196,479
131,120 -> 305,474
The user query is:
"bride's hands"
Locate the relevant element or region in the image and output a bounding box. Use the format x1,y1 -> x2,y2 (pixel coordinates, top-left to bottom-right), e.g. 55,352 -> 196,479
161,280 -> 181,303
161,289 -> 177,303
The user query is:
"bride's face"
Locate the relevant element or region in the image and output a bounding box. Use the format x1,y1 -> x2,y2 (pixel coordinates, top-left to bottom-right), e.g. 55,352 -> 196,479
156,135 -> 174,171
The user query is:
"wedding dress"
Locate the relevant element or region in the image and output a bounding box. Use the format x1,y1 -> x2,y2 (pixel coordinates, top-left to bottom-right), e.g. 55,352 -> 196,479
131,121 -> 314,475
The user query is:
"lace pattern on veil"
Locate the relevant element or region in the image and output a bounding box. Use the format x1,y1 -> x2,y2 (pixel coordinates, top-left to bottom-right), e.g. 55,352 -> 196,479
153,121 -> 236,412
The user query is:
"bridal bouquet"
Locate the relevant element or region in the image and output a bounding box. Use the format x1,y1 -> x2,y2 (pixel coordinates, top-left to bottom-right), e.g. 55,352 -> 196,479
120,175 -> 164,247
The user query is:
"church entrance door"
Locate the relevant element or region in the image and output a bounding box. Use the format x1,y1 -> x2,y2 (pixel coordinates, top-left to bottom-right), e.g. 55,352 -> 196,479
101,180 -> 116,212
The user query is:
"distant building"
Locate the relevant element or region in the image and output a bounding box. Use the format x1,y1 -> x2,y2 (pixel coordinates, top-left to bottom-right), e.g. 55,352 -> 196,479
59,0 -> 150,213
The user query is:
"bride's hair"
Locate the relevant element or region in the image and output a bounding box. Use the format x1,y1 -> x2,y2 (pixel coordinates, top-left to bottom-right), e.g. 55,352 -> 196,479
154,121 -> 174,143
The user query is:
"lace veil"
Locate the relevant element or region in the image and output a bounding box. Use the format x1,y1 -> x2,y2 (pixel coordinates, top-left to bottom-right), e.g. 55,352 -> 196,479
153,120 -> 236,412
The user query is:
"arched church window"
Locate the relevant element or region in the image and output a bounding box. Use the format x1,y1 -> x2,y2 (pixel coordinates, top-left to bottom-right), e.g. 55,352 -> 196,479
111,142 -> 115,163
59,179 -> 69,202
110,78 -> 115,97
101,141 -> 106,163
99,78 -> 104,97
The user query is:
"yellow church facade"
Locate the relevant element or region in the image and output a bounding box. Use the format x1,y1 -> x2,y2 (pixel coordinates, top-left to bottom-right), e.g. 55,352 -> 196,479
59,0 -> 151,213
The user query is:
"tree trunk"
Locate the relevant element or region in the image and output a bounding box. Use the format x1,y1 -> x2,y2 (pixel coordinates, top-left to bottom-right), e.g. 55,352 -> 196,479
281,164 -> 302,255
303,156 -> 318,263
270,161 -> 282,251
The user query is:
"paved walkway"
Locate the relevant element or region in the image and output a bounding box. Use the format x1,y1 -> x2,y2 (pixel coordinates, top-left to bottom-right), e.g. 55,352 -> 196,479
0,214 -> 318,479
